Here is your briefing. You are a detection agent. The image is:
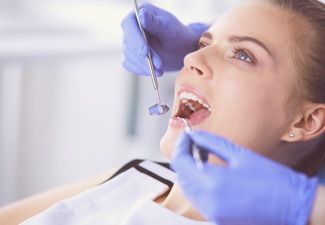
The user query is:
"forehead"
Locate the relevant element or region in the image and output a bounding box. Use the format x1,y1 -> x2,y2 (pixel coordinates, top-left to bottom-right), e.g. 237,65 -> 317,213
208,1 -> 295,54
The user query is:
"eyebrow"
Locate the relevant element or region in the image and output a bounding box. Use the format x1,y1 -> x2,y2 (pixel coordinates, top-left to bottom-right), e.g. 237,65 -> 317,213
201,32 -> 272,57
228,35 -> 272,56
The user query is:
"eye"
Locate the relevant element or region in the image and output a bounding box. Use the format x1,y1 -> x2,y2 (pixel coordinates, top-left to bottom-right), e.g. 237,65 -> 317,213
237,52 -> 252,62
233,47 -> 254,64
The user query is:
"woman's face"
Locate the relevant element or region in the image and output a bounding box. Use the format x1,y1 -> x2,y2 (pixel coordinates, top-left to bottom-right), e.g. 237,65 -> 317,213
161,1 -> 302,160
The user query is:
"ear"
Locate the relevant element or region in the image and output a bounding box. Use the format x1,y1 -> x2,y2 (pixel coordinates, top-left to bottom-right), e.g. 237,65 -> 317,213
281,104 -> 325,142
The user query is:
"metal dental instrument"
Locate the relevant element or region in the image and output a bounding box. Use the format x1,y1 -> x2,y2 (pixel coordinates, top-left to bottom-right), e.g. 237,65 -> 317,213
132,0 -> 169,116
178,117 -> 204,171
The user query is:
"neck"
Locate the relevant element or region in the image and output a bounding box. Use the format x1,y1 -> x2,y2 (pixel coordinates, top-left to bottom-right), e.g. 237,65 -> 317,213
160,182 -> 206,221
294,137 -> 325,176
273,136 -> 324,176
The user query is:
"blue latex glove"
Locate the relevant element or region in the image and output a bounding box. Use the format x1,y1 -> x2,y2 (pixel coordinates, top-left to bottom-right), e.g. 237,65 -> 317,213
171,131 -> 319,225
121,3 -> 208,76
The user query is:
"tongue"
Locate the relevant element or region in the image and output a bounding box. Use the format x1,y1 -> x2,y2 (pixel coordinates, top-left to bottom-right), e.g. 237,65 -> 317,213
188,108 -> 211,123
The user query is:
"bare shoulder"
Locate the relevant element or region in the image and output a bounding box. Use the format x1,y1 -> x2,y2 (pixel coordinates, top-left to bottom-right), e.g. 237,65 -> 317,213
0,168 -> 117,225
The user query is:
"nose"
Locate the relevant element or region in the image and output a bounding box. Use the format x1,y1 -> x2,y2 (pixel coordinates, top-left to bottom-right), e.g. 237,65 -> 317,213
183,48 -> 213,79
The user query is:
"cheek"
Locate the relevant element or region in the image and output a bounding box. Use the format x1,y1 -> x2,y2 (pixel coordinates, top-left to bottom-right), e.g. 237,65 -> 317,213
209,82 -> 288,148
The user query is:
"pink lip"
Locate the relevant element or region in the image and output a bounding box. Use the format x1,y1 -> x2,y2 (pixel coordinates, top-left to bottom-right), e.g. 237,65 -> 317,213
169,116 -> 190,128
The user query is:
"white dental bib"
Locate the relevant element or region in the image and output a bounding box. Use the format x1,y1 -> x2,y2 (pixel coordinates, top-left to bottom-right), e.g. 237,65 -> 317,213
20,160 -> 214,225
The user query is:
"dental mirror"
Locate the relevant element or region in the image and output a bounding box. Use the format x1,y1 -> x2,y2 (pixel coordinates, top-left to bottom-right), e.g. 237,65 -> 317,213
149,103 -> 170,115
132,0 -> 169,116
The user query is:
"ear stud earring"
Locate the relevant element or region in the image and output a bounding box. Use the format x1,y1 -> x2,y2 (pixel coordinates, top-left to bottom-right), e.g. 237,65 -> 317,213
289,132 -> 295,138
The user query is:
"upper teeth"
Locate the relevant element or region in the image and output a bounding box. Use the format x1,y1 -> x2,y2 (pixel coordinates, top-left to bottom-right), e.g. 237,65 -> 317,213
179,92 -> 211,112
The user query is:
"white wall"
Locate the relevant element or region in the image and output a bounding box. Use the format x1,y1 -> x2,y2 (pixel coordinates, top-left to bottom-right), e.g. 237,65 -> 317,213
0,0 -> 234,206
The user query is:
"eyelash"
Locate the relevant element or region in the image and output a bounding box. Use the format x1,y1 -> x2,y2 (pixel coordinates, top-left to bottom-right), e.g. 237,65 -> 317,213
198,41 -> 256,65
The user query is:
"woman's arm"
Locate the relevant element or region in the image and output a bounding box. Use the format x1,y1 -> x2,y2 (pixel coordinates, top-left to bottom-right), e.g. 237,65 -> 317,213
0,170 -> 115,225
309,184 -> 325,225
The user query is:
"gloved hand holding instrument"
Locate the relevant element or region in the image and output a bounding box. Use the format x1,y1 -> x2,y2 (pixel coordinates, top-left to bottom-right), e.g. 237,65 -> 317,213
131,0 -> 170,115
171,130 -> 319,225
121,2 -> 208,76
122,1 -> 208,115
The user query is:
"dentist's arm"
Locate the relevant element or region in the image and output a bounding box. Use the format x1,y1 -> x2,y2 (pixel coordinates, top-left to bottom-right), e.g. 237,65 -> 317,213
171,131 -> 322,225
121,3 -> 208,76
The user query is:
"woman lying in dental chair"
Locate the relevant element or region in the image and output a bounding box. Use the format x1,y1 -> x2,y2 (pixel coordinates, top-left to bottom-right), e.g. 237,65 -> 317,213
1,0 -> 325,224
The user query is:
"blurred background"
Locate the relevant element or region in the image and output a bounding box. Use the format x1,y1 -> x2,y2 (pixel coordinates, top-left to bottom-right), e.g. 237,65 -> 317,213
0,0 -> 239,206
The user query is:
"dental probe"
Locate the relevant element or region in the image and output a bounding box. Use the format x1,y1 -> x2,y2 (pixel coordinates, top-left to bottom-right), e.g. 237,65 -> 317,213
178,117 -> 204,171
131,0 -> 169,115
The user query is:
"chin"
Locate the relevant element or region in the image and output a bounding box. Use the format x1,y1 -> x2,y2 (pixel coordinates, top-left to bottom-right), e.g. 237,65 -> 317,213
159,128 -> 180,160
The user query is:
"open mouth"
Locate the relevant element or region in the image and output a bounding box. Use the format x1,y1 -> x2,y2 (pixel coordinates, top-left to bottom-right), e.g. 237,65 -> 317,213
175,91 -> 211,122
